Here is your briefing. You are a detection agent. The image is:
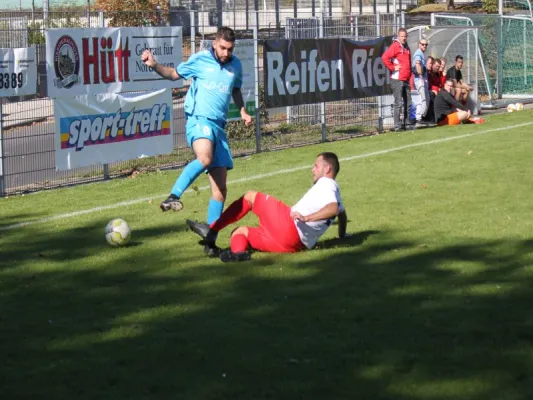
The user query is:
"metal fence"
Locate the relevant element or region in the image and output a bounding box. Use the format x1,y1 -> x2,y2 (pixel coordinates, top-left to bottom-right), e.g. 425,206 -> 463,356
0,10 -> 403,196
432,12 -> 533,104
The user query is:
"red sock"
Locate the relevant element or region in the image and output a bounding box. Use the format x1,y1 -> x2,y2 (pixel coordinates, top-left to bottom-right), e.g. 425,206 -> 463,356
210,196 -> 251,232
230,234 -> 249,253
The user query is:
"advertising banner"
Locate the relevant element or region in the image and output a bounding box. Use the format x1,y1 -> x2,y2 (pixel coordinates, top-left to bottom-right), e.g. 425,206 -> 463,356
55,89 -> 173,170
0,47 -> 37,97
200,39 -> 256,119
46,27 -> 182,98
264,37 -> 393,107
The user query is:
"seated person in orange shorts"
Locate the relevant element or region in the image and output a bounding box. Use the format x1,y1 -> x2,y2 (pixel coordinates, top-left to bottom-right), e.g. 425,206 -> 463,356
186,152 -> 348,262
434,79 -> 473,125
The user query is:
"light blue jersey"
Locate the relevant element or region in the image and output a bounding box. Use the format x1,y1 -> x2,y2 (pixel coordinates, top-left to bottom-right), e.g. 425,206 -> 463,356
412,49 -> 427,82
177,48 -> 243,122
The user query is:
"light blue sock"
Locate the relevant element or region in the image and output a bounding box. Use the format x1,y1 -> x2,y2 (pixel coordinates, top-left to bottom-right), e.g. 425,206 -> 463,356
170,159 -> 205,198
207,198 -> 224,224
207,198 -> 224,241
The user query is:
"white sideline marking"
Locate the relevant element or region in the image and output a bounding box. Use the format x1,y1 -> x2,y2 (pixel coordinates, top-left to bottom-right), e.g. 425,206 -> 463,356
2,121 -> 532,232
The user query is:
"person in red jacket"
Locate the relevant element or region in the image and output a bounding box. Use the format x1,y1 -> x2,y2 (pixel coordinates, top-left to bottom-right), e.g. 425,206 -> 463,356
429,58 -> 443,95
382,28 -> 413,132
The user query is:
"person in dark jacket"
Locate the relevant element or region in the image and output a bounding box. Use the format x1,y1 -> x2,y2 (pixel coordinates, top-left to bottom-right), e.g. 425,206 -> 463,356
382,28 -> 413,132
434,79 -> 473,125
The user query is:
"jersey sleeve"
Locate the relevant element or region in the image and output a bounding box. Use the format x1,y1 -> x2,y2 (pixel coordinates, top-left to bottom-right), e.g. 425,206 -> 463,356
176,52 -> 202,80
412,52 -> 424,74
233,58 -> 243,89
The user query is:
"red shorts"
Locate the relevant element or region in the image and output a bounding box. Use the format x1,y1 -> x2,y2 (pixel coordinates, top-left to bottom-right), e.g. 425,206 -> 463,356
247,193 -> 305,253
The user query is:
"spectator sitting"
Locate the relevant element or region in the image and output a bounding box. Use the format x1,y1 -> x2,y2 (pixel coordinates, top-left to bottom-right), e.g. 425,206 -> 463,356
434,79 -> 483,126
429,58 -> 443,95
439,57 -> 447,87
447,55 -> 474,103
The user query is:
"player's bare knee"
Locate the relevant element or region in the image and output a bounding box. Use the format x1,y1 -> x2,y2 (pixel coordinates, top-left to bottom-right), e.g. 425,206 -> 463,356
211,186 -> 227,202
196,153 -> 213,168
243,190 -> 257,206
232,226 -> 249,237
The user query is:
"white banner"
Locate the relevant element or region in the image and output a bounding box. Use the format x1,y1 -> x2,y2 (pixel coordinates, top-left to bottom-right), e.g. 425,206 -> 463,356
46,27 -> 183,98
55,89 -> 173,170
200,39 -> 256,120
0,47 -> 37,97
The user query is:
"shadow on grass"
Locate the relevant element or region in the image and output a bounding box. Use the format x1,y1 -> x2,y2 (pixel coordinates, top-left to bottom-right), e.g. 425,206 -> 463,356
1,221 -> 533,399
0,220 -> 191,267
0,211 -> 47,229
317,230 -> 381,249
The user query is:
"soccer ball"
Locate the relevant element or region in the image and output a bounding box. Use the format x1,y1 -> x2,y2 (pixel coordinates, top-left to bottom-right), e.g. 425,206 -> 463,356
105,218 -> 131,247
507,103 -> 517,113
515,102 -> 524,111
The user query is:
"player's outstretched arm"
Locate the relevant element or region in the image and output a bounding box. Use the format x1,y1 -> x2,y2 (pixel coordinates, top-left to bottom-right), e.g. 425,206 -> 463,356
337,210 -> 347,239
141,49 -> 180,81
232,88 -> 253,126
290,202 -> 339,223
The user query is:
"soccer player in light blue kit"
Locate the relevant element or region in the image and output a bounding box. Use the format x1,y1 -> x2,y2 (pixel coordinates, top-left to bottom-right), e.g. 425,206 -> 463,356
141,27 -> 253,256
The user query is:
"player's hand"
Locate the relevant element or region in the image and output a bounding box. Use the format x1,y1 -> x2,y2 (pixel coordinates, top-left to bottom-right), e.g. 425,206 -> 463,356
141,50 -> 156,68
394,65 -> 401,71
290,211 -> 307,222
241,111 -> 253,127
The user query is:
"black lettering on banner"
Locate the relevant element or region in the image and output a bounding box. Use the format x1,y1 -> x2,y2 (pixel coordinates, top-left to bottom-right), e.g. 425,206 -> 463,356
0,72 -> 24,90
263,37 -> 394,107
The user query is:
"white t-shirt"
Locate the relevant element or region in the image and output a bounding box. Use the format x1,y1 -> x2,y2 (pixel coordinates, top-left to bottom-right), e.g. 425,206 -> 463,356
291,177 -> 344,249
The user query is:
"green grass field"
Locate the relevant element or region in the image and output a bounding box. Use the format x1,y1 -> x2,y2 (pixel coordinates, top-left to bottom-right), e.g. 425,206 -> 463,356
2,110 -> 533,399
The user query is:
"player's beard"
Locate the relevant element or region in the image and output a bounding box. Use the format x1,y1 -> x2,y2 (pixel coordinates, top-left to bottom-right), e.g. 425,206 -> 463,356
215,47 -> 230,64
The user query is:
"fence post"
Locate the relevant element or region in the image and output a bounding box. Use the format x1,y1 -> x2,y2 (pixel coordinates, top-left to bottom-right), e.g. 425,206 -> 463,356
319,7 -> 326,142
0,101 -> 5,197
217,0 -> 223,29
246,0 -> 250,30
524,19 -> 527,87
253,22 -> 261,154
377,12 -> 383,133
497,16 -> 503,98
191,10 -> 196,54
254,0 -> 259,31
275,0 -> 280,30
99,11 -> 110,180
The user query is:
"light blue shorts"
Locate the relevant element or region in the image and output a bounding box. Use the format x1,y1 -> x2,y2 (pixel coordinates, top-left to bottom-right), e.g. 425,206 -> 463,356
185,115 -> 233,171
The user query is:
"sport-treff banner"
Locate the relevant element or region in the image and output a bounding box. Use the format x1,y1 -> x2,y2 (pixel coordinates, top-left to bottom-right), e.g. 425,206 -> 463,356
264,37 -> 393,107
55,89 -> 173,170
45,27 -> 182,98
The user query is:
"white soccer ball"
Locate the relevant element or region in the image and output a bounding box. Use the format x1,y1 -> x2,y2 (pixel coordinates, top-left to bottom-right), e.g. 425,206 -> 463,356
515,102 -> 524,111
105,218 -> 131,247
507,103 -> 517,113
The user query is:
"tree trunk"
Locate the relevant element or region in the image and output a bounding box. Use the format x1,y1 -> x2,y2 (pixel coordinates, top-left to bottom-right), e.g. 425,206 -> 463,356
446,0 -> 455,10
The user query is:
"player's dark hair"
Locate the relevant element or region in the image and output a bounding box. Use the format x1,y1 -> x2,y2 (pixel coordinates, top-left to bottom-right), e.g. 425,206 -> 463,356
216,27 -> 236,42
456,55 -> 464,61
319,152 -> 340,176
398,28 -> 407,35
